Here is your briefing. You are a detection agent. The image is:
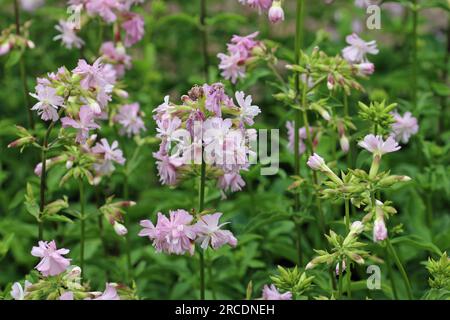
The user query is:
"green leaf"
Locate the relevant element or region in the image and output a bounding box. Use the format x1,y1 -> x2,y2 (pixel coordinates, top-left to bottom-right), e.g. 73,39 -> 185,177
390,235 -> 442,256
5,50 -> 23,68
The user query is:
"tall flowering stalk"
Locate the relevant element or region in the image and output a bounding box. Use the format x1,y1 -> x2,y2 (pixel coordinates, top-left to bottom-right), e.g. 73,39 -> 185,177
199,0 -> 209,300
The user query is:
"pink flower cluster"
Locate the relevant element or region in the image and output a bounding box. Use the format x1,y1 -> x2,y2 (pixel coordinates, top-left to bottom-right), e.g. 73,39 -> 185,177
56,0 -> 145,49
153,83 -> 260,194
342,33 -> 378,76
30,60 -> 129,177
218,32 -> 263,84
139,210 -> 237,255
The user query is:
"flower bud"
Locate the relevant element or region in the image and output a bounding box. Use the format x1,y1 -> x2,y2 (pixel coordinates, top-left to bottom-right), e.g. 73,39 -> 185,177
307,153 -> 326,171
350,221 -> 364,235
7,136 -> 36,148
66,160 -> 73,170
340,134 -> 349,154
327,74 -> 335,90
349,253 -> 365,265
268,1 -> 285,24
373,217 -> 388,242
113,221 -> 128,236
335,260 -> 346,275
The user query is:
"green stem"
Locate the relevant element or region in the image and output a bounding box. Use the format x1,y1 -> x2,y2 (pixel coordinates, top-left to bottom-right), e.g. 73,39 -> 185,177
37,116 -> 61,239
123,171 -> 133,284
346,258 -> 351,298
13,0 -> 34,129
384,246 -> 399,299
79,179 -> 86,277
293,0 -> 305,266
386,238 -> 413,299
206,250 -> 216,299
338,260 -> 343,299
198,159 -> 206,300
199,0 -> 209,82
411,0 -> 418,110
344,199 -> 350,231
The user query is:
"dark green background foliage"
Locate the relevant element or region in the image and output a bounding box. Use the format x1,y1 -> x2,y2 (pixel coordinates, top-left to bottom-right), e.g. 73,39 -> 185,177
0,0 -> 449,299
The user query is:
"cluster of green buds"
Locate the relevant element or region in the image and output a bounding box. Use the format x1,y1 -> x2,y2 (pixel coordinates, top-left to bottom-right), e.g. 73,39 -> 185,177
426,252 -> 450,290
306,221 -> 368,270
0,22 -> 35,56
308,154 -> 411,205
99,196 -> 136,236
24,267 -> 89,300
60,142 -> 98,186
286,48 -> 364,95
269,266 -> 314,299
358,100 -> 396,134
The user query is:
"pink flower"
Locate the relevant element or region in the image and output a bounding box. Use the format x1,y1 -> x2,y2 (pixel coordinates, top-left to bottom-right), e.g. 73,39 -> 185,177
239,0 -> 273,13
218,32 -> 260,84
30,84 -> 65,122
235,91 -> 260,126
268,2 -> 284,24
122,13 -> 145,47
86,0 -> 121,23
100,42 -> 131,77
92,139 -> 126,174
261,284 -> 292,300
342,33 -> 379,64
59,292 -> 74,300
217,52 -> 246,84
218,172 -> 246,192
114,103 -> 146,137
229,32 -> 259,59
193,212 -> 238,250
373,216 -> 388,242
138,210 -> 196,255
61,106 -> 100,144
20,0 -> 44,12
54,20 -> 85,49
11,281 -> 32,300
93,283 -> 120,300
156,116 -> 182,142
355,62 -> 375,76
391,112 -> 419,144
307,153 -> 326,170
153,150 -> 183,185
203,83 -> 233,117
73,58 -> 112,90
31,240 -> 71,277
358,134 -> 401,156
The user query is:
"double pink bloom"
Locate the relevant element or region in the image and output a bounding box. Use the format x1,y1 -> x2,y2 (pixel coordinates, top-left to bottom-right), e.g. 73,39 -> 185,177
139,210 -> 237,255
31,240 -> 71,277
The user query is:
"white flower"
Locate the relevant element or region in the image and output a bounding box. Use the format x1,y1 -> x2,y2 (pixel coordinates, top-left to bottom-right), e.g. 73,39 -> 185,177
235,91 -> 261,125
54,20 -> 85,49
